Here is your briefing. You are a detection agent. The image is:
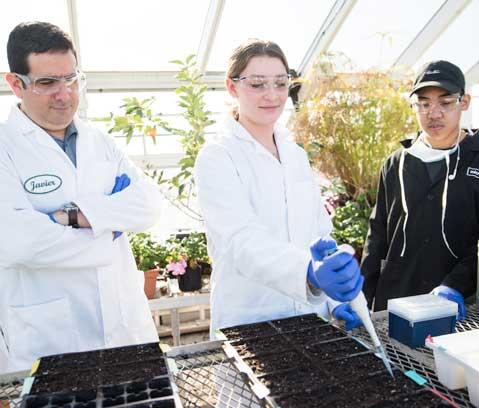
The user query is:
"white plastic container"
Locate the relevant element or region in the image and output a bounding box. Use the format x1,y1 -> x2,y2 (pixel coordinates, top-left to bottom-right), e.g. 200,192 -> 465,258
425,330 -> 479,391
387,294 -> 457,347
460,352 -> 479,407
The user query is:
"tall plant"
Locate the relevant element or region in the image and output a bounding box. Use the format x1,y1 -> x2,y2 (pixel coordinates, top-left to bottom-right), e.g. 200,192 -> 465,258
291,53 -> 416,202
109,55 -> 214,220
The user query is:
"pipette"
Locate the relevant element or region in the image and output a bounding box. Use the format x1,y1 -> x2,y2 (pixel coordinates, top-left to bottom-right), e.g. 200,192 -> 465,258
335,244 -> 394,377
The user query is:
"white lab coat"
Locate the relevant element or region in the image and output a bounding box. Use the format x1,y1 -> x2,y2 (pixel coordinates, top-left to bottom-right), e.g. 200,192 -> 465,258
0,106 -> 161,374
194,117 -> 333,333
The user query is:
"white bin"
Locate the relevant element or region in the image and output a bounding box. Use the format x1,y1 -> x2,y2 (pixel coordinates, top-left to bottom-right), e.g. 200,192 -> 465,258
426,330 -> 479,392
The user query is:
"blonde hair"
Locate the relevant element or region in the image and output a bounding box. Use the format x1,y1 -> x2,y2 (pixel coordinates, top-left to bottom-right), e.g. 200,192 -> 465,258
227,39 -> 289,118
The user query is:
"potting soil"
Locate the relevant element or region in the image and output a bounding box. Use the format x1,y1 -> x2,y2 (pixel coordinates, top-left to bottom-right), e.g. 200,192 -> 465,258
221,313 -> 452,407
21,342 -> 179,408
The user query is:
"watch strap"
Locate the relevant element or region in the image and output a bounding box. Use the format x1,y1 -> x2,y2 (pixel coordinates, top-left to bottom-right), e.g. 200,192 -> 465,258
67,207 -> 80,228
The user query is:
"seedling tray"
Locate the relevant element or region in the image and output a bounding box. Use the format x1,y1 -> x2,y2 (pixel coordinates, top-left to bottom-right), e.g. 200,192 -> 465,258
20,342 -> 182,408
220,313 -> 454,407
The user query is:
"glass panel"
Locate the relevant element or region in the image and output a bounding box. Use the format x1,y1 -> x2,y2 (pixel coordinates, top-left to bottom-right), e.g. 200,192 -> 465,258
77,0 -> 209,71
0,0 -> 70,72
207,0 -> 335,72
414,1 -> 479,74
328,0 -> 443,70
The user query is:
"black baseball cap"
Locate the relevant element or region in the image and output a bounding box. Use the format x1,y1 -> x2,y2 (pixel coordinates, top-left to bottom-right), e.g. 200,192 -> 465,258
410,60 -> 465,97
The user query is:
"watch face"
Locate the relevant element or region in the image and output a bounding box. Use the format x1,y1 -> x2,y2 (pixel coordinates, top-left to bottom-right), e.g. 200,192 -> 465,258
64,203 -> 79,211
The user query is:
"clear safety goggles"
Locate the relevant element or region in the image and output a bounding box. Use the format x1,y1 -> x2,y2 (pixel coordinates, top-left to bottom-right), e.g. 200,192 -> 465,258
232,74 -> 291,92
410,95 -> 463,115
15,69 -> 87,95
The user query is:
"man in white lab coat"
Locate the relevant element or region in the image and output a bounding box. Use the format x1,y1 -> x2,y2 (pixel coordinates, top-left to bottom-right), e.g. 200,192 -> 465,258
0,22 -> 161,374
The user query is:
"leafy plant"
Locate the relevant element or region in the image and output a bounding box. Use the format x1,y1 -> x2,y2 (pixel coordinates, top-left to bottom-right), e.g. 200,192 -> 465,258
129,232 -> 168,272
108,55 -> 214,221
330,192 -> 373,258
291,53 -> 416,202
180,232 -> 210,269
108,97 -> 170,144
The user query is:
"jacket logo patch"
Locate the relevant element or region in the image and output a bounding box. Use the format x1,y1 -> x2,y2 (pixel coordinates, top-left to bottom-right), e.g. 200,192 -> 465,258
23,174 -> 62,194
467,167 -> 479,179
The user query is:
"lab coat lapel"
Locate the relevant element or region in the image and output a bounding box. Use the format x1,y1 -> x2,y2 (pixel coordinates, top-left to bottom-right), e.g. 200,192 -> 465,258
8,106 -> 76,171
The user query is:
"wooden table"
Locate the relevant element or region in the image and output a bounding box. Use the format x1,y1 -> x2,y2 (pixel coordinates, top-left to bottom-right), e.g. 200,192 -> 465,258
148,292 -> 210,346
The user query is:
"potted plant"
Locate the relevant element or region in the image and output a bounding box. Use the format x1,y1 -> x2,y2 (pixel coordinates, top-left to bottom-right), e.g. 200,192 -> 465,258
129,232 -> 166,299
163,233 -> 210,292
181,232 -> 210,271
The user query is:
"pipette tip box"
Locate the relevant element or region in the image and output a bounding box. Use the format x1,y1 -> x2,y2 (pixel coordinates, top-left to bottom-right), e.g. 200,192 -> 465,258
387,294 -> 457,348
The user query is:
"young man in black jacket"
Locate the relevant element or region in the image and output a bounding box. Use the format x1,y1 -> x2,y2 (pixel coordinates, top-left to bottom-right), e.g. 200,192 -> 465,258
361,60 -> 477,319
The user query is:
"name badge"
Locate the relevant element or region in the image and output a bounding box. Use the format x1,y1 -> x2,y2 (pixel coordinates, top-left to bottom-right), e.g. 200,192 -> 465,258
23,174 -> 62,194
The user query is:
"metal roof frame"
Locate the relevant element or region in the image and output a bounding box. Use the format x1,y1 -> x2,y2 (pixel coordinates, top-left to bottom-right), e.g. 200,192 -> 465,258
298,0 -> 357,76
394,0 -> 471,68
196,0 -> 225,73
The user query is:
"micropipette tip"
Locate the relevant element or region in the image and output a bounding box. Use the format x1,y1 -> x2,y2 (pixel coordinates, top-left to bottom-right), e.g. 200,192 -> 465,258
376,345 -> 394,377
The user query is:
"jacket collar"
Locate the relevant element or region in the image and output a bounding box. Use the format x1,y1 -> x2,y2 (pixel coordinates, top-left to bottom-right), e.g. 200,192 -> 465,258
8,104 -> 80,146
7,105 -> 79,171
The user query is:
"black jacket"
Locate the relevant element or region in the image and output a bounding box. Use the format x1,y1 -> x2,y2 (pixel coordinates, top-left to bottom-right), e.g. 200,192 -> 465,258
362,131 -> 479,311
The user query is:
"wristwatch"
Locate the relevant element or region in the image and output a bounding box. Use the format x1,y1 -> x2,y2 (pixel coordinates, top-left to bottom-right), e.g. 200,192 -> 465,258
63,203 -> 80,228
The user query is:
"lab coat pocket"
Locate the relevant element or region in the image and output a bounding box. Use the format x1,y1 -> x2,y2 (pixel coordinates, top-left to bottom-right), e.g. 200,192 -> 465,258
7,298 -> 78,367
82,161 -> 118,195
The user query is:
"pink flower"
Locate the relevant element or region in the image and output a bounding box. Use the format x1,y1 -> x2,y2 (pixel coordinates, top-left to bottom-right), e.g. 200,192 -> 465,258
167,259 -> 187,276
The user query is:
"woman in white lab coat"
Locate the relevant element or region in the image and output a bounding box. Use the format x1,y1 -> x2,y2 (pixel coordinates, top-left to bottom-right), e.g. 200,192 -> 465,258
195,40 -> 362,334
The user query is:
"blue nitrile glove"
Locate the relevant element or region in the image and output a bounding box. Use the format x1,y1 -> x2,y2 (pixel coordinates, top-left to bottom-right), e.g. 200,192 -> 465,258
111,173 -> 131,195
431,285 -> 466,321
332,303 -> 363,331
110,173 -> 131,239
308,238 -> 364,302
310,237 -> 337,261
48,213 -> 57,223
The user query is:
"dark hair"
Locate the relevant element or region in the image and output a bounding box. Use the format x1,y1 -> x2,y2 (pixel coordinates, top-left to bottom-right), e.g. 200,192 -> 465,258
7,21 -> 77,75
226,39 -> 289,80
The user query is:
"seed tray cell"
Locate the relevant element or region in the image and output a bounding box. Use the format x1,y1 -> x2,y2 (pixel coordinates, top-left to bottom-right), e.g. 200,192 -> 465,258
243,350 -> 308,376
36,351 -> 101,375
281,323 -> 346,344
101,343 -> 163,366
219,322 -> 278,340
269,313 -> 324,330
100,359 -> 168,387
321,351 -> 387,380
229,334 -> 291,357
304,336 -> 367,361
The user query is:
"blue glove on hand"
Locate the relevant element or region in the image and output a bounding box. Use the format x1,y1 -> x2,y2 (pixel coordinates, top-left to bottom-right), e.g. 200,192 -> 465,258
110,173 -> 131,240
332,303 -> 363,331
308,238 -> 364,302
111,173 -> 131,195
431,285 -> 466,321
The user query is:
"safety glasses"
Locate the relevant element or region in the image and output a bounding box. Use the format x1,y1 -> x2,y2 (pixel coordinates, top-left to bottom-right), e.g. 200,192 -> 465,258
411,95 -> 463,115
15,69 -> 87,95
232,74 -> 291,92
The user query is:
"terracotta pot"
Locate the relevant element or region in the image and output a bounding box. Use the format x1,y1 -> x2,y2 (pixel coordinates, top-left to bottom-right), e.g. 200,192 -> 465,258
143,268 -> 159,299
